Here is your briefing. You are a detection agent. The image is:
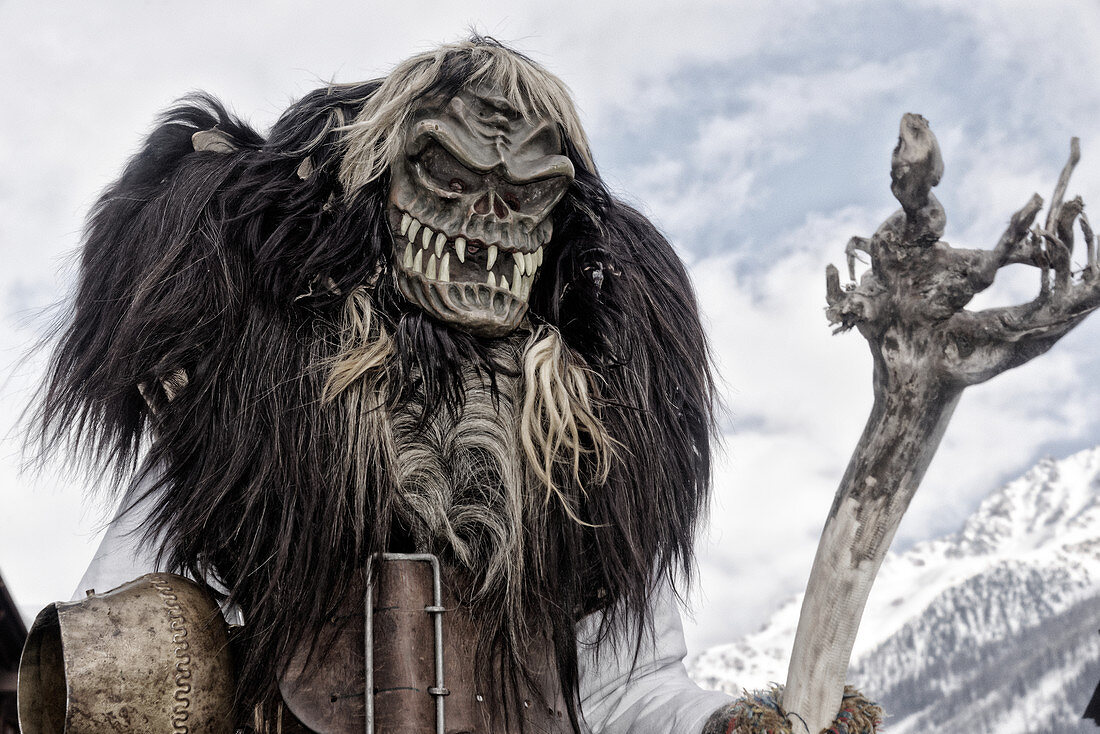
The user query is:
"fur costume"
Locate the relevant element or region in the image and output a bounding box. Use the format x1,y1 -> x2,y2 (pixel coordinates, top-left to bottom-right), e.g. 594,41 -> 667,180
35,38 -> 715,730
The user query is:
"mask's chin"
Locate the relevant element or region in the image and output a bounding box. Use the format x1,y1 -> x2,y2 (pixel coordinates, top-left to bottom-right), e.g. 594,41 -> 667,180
394,266 -> 527,337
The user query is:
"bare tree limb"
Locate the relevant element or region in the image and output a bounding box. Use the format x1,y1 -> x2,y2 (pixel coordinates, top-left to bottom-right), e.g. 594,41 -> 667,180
783,117 -> 1100,734
1044,137 -> 1081,232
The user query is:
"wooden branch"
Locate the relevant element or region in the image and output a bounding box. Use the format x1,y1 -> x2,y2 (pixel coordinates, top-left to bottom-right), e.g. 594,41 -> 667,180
1044,137 -> 1081,232
782,382 -> 961,733
784,117 -> 1100,733
1080,211 -> 1097,277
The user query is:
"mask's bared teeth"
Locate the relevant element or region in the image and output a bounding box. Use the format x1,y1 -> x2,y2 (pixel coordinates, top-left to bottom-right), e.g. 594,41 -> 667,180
400,213 -> 411,236
403,244 -> 413,269
421,226 -> 434,249
512,262 -> 522,291
511,271 -> 524,297
408,219 -> 421,243
487,271 -> 497,288
434,232 -> 446,258
440,252 -> 451,282
500,275 -> 510,291
486,245 -> 498,271
513,251 -> 525,276
535,246 -> 544,266
426,254 -> 438,280
455,237 -> 466,263
525,252 -> 536,274
412,248 -> 423,273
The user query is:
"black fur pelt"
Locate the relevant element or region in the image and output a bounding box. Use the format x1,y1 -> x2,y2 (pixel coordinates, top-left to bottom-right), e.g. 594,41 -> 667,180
35,76 -> 715,730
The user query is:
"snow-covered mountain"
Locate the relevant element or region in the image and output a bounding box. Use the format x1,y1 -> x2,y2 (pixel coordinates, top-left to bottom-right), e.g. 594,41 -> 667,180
689,446 -> 1100,733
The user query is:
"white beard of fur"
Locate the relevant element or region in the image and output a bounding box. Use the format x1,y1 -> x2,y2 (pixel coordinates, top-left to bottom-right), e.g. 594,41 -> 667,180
391,344 -> 532,599
326,290 -> 610,635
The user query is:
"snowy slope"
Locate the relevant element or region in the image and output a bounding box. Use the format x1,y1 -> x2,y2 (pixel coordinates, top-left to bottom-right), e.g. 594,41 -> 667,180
689,446 -> 1100,732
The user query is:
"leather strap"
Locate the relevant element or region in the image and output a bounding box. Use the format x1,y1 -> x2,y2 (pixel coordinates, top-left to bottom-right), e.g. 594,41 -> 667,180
371,559 -> 436,733
278,559 -> 571,734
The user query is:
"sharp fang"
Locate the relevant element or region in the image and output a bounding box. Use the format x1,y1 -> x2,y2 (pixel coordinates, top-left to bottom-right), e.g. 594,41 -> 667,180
523,274 -> 533,298
412,248 -> 423,273
513,251 -> 526,275
407,220 -> 421,243
487,245 -> 498,271
422,226 -> 434,249
511,270 -> 524,297
456,237 -> 466,263
434,232 -> 446,258
440,252 -> 450,282
512,263 -> 522,291
426,254 -> 437,280
487,271 -> 496,288
500,275 -> 509,291
403,244 -> 413,269
525,252 -> 536,274
400,213 -> 411,236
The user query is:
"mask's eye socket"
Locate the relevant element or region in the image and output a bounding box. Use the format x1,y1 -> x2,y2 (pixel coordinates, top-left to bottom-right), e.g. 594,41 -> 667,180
497,176 -> 571,216
415,140 -> 483,197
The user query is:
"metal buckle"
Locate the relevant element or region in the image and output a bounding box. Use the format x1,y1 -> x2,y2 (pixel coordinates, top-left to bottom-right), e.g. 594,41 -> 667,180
364,553 -> 449,734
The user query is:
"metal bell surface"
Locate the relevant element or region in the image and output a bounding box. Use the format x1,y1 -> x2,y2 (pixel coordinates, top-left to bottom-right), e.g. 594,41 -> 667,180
18,573 -> 234,733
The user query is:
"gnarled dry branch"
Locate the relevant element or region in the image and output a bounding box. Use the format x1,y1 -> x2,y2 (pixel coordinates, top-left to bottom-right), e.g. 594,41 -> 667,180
782,119 -> 1100,733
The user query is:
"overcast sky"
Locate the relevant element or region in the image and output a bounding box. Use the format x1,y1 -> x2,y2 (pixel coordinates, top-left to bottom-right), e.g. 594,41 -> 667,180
2,0 -> 1099,659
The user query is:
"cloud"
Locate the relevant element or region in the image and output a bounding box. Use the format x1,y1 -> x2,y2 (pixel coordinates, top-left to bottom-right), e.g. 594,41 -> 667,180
613,57 -> 922,251
682,208 -> 877,649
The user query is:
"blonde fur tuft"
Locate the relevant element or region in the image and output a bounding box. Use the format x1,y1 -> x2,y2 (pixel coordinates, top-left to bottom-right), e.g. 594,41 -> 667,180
520,327 -> 611,521
323,287 -> 394,401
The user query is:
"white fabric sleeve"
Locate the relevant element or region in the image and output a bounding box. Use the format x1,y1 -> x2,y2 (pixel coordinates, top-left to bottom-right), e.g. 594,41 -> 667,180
576,585 -> 733,733
72,467 -> 166,600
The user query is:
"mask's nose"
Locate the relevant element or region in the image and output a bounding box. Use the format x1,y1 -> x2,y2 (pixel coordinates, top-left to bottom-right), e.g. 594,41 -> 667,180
473,191 -> 511,218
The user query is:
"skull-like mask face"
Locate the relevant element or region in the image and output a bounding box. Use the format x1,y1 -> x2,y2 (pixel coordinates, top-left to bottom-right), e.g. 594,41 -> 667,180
387,88 -> 575,336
